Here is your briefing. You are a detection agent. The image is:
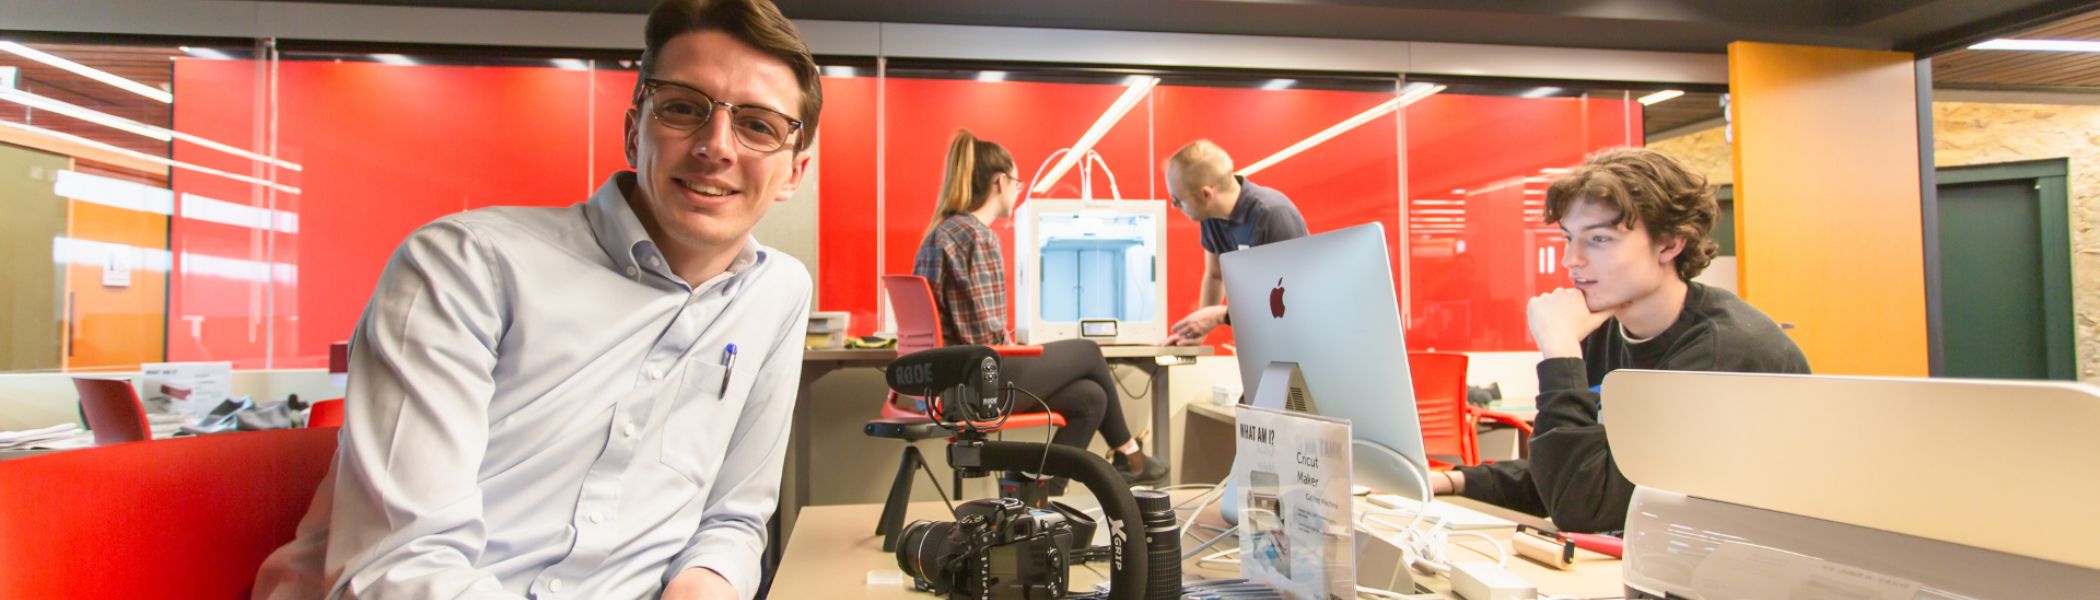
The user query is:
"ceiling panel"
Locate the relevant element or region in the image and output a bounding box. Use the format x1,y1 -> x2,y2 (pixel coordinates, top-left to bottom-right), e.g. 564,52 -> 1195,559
1933,8 -> 2100,89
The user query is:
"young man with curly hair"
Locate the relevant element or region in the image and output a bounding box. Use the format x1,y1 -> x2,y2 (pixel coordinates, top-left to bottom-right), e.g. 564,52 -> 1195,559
1431,148 -> 1810,533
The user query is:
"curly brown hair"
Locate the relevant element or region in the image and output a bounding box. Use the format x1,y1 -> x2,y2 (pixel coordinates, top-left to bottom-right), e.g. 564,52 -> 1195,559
1542,147 -> 1720,280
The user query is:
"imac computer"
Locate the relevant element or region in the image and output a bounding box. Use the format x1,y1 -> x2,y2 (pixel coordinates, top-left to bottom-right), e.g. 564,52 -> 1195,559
1220,222 -> 1429,506
1012,199 -> 1169,345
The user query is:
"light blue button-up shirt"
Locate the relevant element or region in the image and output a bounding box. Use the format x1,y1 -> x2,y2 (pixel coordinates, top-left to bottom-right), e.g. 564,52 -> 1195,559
254,172 -> 810,600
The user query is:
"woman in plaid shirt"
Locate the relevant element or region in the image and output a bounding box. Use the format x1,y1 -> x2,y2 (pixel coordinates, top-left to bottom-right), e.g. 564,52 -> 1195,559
912,129 -> 1168,485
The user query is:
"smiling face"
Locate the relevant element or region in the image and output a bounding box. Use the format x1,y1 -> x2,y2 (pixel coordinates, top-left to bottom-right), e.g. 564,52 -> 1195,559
1557,199 -> 1684,313
624,29 -> 811,260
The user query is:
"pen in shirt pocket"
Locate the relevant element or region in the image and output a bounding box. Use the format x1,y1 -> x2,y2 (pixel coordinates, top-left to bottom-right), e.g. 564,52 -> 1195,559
719,343 -> 738,397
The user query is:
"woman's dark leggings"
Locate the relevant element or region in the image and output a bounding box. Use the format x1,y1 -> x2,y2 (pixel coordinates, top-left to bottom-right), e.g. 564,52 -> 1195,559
999,338 -> 1134,450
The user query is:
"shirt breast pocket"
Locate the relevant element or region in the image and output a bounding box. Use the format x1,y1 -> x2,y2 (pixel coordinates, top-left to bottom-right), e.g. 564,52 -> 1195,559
659,360 -> 743,487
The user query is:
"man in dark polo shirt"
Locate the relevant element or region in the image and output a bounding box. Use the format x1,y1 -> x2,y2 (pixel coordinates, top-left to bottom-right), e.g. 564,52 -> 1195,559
1158,139 -> 1308,346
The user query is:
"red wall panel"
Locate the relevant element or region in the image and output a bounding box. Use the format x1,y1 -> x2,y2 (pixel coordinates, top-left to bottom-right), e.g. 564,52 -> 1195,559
174,59 -> 598,367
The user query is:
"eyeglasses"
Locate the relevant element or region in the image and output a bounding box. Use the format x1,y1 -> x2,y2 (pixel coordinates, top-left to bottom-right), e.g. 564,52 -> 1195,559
639,78 -> 804,153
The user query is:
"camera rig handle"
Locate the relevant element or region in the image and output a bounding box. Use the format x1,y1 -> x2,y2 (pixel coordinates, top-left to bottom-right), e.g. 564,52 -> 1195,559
951,434 -> 1148,600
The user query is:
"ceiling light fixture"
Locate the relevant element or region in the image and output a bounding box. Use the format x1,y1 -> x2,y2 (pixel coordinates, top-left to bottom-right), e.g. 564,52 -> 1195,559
1637,90 -> 1685,105
1520,87 -> 1562,98
371,54 -> 417,66
1968,39 -> 2100,52
822,66 -> 856,78
0,41 -> 173,103
976,70 -> 1007,82
0,88 -> 303,171
550,59 -> 590,71
1262,79 -> 1296,91
179,46 -> 234,60
1237,82 -> 1444,177
1031,75 -> 1159,194
0,120 -> 300,194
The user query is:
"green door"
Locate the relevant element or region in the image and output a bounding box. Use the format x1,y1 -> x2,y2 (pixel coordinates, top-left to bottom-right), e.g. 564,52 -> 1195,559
1934,160 -> 2074,380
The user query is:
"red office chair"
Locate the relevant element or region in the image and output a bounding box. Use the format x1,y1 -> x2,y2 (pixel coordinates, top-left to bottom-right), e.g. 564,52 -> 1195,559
0,427 -> 340,599
307,398 -> 346,428
1409,352 -> 1476,468
867,274 -> 1055,550
74,377 -> 152,445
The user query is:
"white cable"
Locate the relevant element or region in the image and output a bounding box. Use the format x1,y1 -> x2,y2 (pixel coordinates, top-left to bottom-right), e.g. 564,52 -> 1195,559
1352,440 -> 1432,535
1447,530 -> 1512,567
1180,527 -> 1236,561
1022,147 -> 1072,206
1083,150 -> 1123,200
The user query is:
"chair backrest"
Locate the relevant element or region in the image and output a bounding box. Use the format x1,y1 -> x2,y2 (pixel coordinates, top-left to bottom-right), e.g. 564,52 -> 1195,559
307,398 -> 345,428
0,427 -> 340,599
1408,352 -> 1473,465
882,274 -> 946,355
74,377 -> 151,445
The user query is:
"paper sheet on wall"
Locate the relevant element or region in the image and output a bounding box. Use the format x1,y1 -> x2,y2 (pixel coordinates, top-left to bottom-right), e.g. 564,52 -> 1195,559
140,362 -> 232,418
1234,405 -> 1355,600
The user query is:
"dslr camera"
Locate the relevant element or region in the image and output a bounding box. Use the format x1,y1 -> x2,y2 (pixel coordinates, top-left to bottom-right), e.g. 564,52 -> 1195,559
896,497 -> 1077,599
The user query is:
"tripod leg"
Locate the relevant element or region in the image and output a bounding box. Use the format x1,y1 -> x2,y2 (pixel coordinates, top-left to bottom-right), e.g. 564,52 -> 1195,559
878,445 -> 921,551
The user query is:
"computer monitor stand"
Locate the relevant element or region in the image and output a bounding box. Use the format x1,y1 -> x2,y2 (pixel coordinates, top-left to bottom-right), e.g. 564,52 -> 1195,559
1225,362 -> 1429,525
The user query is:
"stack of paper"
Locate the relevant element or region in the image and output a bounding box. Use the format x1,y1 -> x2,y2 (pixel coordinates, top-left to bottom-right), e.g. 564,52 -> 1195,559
0,424 -> 88,450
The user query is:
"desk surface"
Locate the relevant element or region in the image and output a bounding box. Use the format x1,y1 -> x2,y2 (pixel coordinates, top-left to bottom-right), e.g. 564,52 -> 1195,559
772,491 -> 1621,599
805,345 -> 1212,362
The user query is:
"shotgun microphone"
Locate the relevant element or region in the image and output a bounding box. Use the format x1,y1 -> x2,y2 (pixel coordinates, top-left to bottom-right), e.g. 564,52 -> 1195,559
885,345 -> 1003,423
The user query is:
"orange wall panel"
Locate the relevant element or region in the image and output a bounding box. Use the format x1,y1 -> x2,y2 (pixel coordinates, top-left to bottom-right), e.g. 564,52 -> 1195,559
62,198 -> 168,371
1728,42 -> 1928,376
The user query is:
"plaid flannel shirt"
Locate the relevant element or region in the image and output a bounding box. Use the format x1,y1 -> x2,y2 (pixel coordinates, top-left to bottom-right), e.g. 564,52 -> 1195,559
913,214 -> 1009,346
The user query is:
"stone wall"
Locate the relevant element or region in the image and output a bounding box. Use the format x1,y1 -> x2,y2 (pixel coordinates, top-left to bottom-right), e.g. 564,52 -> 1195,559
1649,102 -> 2100,382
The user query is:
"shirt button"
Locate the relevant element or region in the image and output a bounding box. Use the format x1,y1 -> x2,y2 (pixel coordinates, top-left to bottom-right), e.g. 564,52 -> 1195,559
647,255 -> 661,267
623,422 -> 638,438
624,265 -> 638,277
648,369 -> 664,380
589,512 -> 604,524
549,578 -> 564,592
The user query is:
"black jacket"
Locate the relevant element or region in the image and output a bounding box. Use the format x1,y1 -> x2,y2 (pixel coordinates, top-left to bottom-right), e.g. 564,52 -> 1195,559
1457,282 -> 1810,532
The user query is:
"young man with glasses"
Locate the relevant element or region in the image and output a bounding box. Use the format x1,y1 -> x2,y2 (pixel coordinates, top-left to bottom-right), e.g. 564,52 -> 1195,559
253,1 -> 817,598
1158,139 -> 1309,346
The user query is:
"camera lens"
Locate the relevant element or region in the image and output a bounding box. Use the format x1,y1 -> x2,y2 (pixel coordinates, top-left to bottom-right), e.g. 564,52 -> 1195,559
1133,489 -> 1183,599
896,519 -> 962,586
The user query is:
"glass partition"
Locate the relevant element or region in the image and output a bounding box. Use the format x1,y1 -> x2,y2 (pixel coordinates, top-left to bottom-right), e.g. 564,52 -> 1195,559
0,33 -> 1710,371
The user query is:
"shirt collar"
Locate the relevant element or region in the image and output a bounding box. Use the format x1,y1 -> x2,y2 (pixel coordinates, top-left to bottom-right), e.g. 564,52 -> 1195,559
585,171 -> 768,286
1225,175 -> 1260,224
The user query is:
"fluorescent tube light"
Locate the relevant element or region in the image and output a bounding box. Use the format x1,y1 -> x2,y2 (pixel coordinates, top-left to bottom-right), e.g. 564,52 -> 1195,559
1637,90 -> 1684,105
0,88 -> 303,171
180,46 -> 234,60
1,89 -> 170,140
822,66 -> 856,78
1237,82 -> 1443,177
550,59 -> 590,71
371,54 -> 417,66
0,120 -> 300,194
1031,75 -> 1159,194
1520,87 -> 1562,98
1968,39 -> 2100,52
1261,79 -> 1296,91
0,41 -> 172,103
976,71 -> 1007,82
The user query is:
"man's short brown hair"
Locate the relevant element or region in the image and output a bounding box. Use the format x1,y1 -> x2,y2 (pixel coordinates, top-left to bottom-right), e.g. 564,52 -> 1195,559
636,0 -> 823,152
1543,147 -> 1719,280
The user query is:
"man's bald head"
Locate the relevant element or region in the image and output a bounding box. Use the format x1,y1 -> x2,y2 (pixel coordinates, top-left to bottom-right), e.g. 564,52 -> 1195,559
1165,139 -> 1241,220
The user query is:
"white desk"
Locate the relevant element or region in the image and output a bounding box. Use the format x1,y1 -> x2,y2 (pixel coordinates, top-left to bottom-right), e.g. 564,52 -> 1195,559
770,491 -> 1623,598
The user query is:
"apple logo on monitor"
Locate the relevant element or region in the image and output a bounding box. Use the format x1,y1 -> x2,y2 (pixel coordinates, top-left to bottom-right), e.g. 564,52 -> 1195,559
1269,277 -> 1286,318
